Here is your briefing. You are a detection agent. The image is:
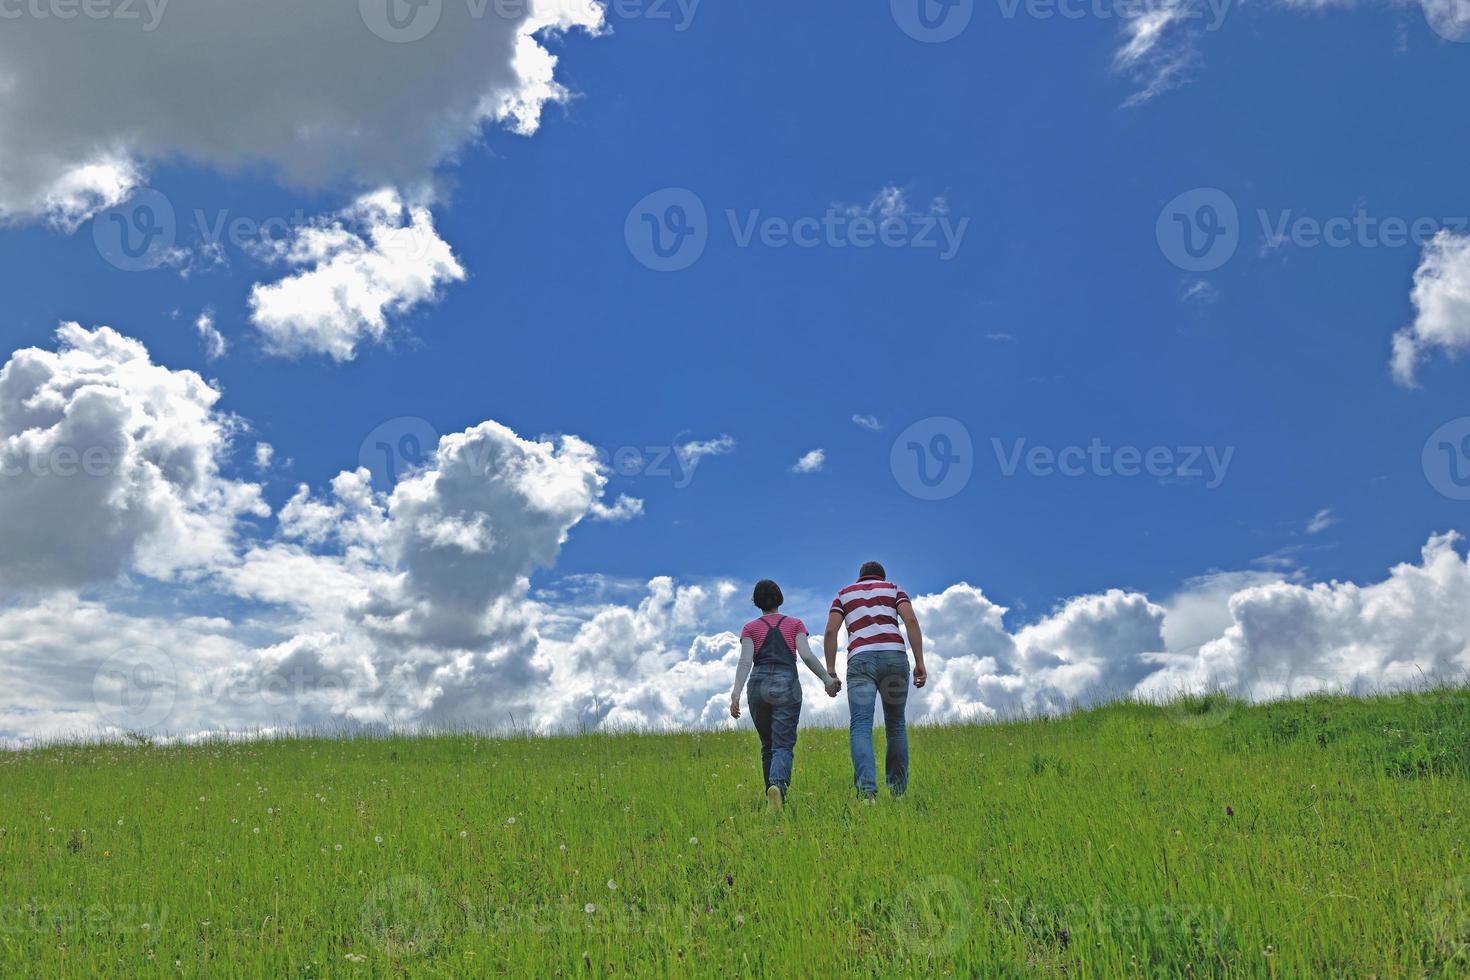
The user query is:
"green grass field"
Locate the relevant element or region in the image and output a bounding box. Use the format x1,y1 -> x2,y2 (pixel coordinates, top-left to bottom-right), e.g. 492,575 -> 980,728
2,687 -> 1467,978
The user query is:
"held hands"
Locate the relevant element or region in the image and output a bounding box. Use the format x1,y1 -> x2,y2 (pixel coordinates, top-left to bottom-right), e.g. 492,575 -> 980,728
825,677 -> 842,698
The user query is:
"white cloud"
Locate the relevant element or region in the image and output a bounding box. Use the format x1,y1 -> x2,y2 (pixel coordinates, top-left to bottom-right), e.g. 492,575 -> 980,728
676,435 -> 736,470
1182,279 -> 1220,304
1307,507 -> 1338,535
1,329 -> 1467,743
196,310 -> 227,361
1114,0 -> 1195,108
852,414 -> 882,431
1137,533 -> 1470,700
0,324 -> 266,591
253,443 -> 275,472
0,0 -> 604,226
248,189 -> 466,361
1392,230 -> 1470,387
838,186 -> 949,220
791,449 -> 826,474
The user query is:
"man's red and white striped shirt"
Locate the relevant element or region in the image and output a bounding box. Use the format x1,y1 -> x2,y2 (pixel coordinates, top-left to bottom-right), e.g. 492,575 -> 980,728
831,578 -> 911,655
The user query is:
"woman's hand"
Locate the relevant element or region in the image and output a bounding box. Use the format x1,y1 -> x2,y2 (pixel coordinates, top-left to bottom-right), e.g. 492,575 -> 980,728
729,699 -> 741,719
825,678 -> 842,698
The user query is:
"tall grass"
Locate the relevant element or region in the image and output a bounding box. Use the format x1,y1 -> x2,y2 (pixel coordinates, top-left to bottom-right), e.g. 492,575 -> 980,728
1,686 -> 1466,977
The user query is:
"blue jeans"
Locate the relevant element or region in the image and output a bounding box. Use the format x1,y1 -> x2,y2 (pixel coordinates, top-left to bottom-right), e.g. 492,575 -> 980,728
747,665 -> 802,795
847,650 -> 910,797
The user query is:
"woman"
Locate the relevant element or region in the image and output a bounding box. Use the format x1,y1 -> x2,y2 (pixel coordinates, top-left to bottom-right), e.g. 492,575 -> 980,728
729,579 -> 842,810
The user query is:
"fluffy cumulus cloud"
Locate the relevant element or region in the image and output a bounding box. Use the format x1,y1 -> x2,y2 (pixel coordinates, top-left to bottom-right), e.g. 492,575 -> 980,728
1137,533 -> 1470,700
1391,230 -> 1470,386
0,0 -> 604,226
791,449 -> 825,474
0,324 -> 266,591
248,189 -> 466,361
1,327 -> 1468,744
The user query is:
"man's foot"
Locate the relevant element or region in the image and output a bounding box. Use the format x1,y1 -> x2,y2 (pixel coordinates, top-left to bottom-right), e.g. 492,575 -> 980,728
858,791 -> 877,804
766,785 -> 784,812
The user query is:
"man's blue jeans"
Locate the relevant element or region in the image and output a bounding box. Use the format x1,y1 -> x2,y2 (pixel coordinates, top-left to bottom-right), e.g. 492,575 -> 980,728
747,665 -> 802,795
846,650 -> 910,797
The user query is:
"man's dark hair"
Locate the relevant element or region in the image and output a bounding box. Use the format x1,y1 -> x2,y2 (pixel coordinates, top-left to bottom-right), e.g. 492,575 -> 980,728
752,579 -> 784,612
859,561 -> 886,580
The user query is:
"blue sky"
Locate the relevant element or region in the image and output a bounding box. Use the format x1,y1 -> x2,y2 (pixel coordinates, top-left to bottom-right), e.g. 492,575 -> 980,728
1,0 -> 1468,739
4,1 -> 1463,606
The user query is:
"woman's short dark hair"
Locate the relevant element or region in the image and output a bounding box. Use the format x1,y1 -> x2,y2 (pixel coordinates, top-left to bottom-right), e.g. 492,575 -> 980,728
752,579 -> 784,612
859,561 -> 886,580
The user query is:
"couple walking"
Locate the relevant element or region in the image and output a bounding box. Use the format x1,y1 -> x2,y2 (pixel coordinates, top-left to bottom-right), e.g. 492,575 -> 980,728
728,561 -> 927,809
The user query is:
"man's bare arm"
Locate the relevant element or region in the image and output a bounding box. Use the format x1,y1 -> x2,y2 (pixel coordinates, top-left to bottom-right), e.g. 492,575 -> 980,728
898,600 -> 927,688
824,609 -> 844,678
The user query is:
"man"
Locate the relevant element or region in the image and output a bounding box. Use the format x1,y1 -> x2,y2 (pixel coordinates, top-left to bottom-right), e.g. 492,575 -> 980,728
825,561 -> 927,800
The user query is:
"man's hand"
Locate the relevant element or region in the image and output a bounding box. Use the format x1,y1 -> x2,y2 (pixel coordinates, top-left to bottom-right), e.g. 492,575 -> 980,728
913,664 -> 928,689
729,699 -> 741,719
825,678 -> 842,698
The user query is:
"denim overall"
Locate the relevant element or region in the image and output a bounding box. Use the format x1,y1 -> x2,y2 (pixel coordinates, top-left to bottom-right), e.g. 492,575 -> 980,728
746,615 -> 803,797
